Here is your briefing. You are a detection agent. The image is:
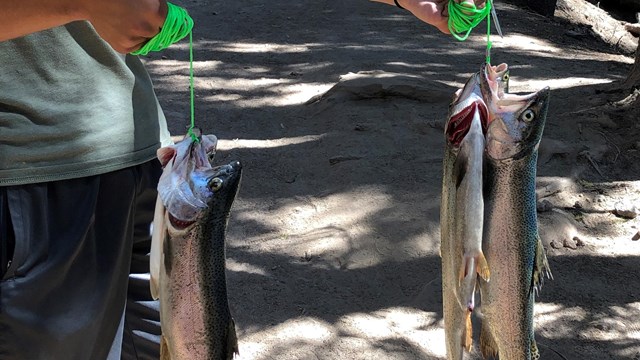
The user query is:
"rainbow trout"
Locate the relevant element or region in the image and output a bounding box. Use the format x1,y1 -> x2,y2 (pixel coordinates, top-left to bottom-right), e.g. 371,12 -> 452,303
150,132 -> 241,360
478,63 -> 552,360
440,70 -> 491,359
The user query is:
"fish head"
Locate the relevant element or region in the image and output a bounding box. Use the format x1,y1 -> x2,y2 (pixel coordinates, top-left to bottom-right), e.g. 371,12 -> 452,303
445,72 -> 489,147
205,160 -> 243,219
156,132 -> 241,234
480,65 -> 550,160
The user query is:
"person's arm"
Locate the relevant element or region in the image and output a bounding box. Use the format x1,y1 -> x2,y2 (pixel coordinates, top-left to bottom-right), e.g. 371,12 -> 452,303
0,0 -> 167,53
371,0 -> 486,34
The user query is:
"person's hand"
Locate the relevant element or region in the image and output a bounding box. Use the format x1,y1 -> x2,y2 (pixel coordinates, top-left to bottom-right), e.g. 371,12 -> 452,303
79,0 -> 168,53
401,0 -> 486,34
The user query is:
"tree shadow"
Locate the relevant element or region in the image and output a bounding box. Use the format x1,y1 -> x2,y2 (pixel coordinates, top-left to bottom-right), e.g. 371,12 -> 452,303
146,0 -> 638,358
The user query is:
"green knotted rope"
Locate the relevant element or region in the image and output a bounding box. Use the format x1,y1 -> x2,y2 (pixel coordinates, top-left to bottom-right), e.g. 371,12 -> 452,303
131,3 -> 199,142
447,0 -> 494,63
130,3 -> 193,56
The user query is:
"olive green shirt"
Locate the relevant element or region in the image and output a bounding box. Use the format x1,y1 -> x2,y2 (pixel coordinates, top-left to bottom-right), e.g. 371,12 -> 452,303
0,21 -> 171,186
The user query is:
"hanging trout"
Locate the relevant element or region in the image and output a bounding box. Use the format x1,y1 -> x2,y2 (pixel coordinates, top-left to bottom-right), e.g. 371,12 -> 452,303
440,69 -> 491,360
150,131 -> 242,360
478,63 -> 552,360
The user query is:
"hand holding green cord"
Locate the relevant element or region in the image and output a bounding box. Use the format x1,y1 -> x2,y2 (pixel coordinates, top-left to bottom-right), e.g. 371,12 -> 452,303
128,2 -> 199,143
131,3 -> 193,56
82,0 -> 168,54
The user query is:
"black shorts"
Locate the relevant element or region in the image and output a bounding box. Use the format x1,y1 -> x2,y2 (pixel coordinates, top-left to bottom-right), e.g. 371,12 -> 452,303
0,160 -> 162,360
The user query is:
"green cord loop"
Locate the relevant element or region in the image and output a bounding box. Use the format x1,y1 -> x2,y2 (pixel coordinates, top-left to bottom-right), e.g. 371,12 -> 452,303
447,0 -> 491,41
485,1 -> 492,64
130,3 -> 199,143
131,3 -> 193,56
188,30 -> 198,143
447,0 -> 494,64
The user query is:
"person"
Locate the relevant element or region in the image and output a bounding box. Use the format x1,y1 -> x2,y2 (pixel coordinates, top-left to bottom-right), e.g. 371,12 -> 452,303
0,0 -> 485,359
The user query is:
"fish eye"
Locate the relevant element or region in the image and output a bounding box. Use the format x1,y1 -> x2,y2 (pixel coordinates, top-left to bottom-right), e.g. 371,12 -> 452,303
209,177 -> 223,190
502,73 -> 509,82
521,109 -> 535,122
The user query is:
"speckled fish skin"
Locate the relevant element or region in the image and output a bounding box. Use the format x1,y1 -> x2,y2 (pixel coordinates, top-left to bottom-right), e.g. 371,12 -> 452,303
155,134 -> 242,360
478,63 -> 551,360
441,70 -> 490,360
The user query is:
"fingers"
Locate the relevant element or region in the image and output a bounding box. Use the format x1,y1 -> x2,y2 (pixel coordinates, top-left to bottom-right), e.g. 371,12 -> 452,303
134,2 -> 167,38
159,1 -> 169,21
84,0 -> 167,53
436,21 -> 451,34
108,36 -> 152,54
144,1 -> 168,37
124,38 -> 152,54
453,0 -> 487,8
440,27 -> 451,34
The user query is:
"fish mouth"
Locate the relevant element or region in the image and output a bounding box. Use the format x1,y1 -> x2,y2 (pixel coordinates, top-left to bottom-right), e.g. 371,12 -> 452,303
168,213 -> 196,230
481,63 -> 541,120
221,161 -> 243,196
209,161 -> 243,182
227,160 -> 243,172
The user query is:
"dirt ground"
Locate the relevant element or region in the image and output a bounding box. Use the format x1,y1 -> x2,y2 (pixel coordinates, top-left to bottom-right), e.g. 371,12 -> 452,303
142,1 -> 640,359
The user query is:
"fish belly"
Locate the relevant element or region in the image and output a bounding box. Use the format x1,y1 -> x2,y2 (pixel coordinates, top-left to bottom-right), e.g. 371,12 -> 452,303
160,232 -> 209,359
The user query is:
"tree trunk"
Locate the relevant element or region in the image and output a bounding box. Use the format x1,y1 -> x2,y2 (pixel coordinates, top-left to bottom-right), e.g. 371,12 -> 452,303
623,42 -> 640,88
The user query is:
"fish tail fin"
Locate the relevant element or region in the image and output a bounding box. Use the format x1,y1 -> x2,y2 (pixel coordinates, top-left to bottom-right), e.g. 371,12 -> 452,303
464,310 -> 473,352
531,338 -> 541,360
479,321 -> 499,359
160,334 -> 170,360
226,318 -> 240,359
532,236 -> 552,297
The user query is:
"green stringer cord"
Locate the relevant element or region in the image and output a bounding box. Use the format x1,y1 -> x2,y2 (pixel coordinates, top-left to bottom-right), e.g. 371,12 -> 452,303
131,3 -> 193,56
131,3 -> 199,142
188,30 -> 197,143
447,0 -> 493,63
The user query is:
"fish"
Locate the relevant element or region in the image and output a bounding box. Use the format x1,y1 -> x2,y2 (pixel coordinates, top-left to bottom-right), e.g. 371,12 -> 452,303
477,63 -> 552,360
150,131 -> 242,360
440,69 -> 491,359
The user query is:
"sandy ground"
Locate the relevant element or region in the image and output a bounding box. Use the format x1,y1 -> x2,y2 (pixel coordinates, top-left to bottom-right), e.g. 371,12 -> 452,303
142,1 -> 640,359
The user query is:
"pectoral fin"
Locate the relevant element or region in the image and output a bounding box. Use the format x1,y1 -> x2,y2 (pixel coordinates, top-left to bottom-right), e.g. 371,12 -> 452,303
459,252 -> 491,284
226,318 -> 240,359
531,235 -> 552,297
476,251 -> 490,282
